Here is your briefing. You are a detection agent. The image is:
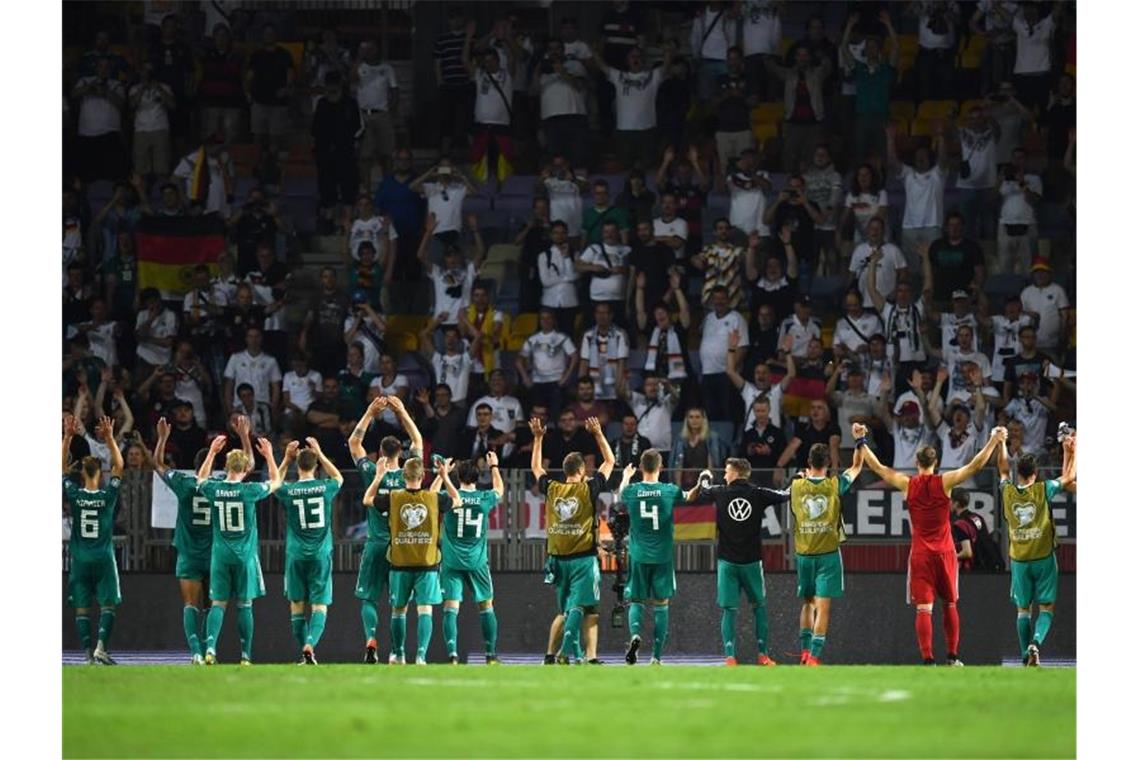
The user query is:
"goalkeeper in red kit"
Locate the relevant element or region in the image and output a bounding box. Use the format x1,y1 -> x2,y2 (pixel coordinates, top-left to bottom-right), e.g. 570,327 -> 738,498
852,422 -> 1007,665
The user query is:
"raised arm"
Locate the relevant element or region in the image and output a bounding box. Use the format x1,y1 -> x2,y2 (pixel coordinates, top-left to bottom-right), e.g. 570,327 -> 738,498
197,435 -> 227,485
306,437 -> 343,486
487,451 -> 505,498
844,427 -> 866,481
684,469 -> 714,504
855,436 -> 910,492
153,417 -> 171,475
258,438 -> 283,493
96,416 -> 124,478
725,330 -> 746,390
277,440 -> 300,477
585,416 -> 615,480
942,427 -> 1006,490
996,435 -> 1011,482
235,414 -> 254,471
362,457 -> 391,507
867,253 -> 887,313
617,463 -> 635,495
62,414 -> 79,474
388,395 -> 423,456
528,417 -> 547,479
349,397 -> 385,461
1059,434 -> 1076,491
439,457 -> 460,502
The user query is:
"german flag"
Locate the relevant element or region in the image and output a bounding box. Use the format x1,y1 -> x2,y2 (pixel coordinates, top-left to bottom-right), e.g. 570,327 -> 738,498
674,502 -> 717,541
777,374 -> 829,419
135,215 -> 226,298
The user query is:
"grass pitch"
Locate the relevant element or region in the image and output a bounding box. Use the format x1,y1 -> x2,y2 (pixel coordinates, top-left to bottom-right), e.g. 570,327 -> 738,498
64,664 -> 1074,758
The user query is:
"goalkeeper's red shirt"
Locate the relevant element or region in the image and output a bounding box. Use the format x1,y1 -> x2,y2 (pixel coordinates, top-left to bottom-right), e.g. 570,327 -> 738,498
906,473 -> 954,555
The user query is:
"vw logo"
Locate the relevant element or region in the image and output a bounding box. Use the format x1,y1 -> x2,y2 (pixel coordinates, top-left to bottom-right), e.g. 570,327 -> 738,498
728,498 -> 752,522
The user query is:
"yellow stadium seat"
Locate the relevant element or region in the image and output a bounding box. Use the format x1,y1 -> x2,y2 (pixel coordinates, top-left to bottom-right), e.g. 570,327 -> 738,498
389,332 -> 419,353
751,102 -> 784,124
820,324 -> 835,348
752,122 -> 779,146
958,35 -> 987,69
888,117 -> 910,137
909,118 -> 945,138
779,37 -> 794,57
896,35 -> 919,54
916,100 -> 958,120
506,312 -> 538,351
385,314 -> 430,338
485,244 -> 521,265
889,101 -> 916,123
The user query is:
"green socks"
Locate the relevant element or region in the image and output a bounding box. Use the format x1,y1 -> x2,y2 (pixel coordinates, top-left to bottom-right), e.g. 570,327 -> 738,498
753,604 -> 769,655
479,607 -> 498,656
308,610 -> 327,648
205,605 -> 225,654
443,607 -> 459,656
652,604 -> 669,659
391,613 -> 407,659
237,603 -> 254,661
183,606 -> 201,657
721,608 -> 737,657
1017,612 -> 1032,656
561,607 -> 584,657
810,634 -> 827,659
416,611 -> 434,661
361,600 -> 379,643
97,609 -> 116,650
800,627 -> 813,653
76,615 -> 92,651
628,602 -> 644,638
290,613 -> 308,649
1033,610 -> 1054,647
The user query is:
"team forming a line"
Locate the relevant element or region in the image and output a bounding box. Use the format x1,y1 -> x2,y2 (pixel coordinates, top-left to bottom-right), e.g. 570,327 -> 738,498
62,394 -> 1076,667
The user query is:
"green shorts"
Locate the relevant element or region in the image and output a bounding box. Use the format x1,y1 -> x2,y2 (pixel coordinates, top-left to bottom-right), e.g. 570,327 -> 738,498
795,550 -> 845,599
175,549 -> 211,582
285,554 -> 333,605
354,540 -> 391,601
551,555 -> 601,612
625,559 -> 676,602
441,564 -> 495,603
209,552 -> 266,602
716,558 -> 767,609
1010,554 -> 1058,608
68,555 -> 121,608
390,569 -> 443,608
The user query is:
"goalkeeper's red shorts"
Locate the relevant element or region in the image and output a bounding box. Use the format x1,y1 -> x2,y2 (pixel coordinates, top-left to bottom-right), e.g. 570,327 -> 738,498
907,550 -> 959,605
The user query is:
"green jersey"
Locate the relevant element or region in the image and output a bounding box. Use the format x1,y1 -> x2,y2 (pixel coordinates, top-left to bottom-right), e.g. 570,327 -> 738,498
63,475 -> 121,562
198,479 -> 272,562
357,456 -> 405,544
278,478 -> 341,559
620,481 -> 683,565
160,470 -> 213,559
442,488 -> 499,571
1001,478 -> 1063,562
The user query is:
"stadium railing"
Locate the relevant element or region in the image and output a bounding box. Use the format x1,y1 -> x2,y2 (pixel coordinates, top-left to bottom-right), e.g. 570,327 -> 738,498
62,467 -> 1075,575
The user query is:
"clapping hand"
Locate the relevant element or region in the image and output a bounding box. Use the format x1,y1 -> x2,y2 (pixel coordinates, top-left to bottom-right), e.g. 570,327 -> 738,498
156,417 -> 171,439
285,440 -> 301,460
255,437 -> 275,460
583,417 -> 602,436
95,415 -> 115,442
486,451 -> 499,468
304,437 -> 322,455
64,414 -> 80,437
529,417 -> 546,437
209,435 -> 228,454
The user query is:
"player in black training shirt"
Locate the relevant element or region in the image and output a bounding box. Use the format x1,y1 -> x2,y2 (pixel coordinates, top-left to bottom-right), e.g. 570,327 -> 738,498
685,458 -> 788,666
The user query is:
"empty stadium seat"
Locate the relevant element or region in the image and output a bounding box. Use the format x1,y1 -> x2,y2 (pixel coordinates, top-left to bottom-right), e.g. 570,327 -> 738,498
485,244 -> 521,265
916,100 -> 958,120
984,273 -> 1028,301
752,123 -> 780,146
751,102 -> 784,124
889,101 -> 917,123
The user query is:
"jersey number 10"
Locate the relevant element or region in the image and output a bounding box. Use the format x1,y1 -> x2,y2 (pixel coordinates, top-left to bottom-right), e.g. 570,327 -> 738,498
215,501 -> 245,533
455,507 -> 482,538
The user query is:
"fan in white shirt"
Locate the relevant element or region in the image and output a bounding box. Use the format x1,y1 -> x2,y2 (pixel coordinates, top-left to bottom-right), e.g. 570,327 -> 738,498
1002,373 -> 1055,455
368,355 -> 410,427
537,225 -> 580,311
726,334 -> 793,431
984,296 -> 1037,382
222,328 -> 282,411
652,193 -> 689,261
516,312 -> 577,387
576,222 -> 630,306
282,356 -> 322,433
410,159 -> 477,235
931,400 -> 985,473
466,371 -> 525,432
422,323 -> 478,404
849,218 -> 908,310
832,290 -> 884,360
543,164 -> 588,237
417,214 -> 484,325
878,370 -> 937,470
727,150 -> 772,236
591,47 -> 668,132
578,303 -> 631,401
619,375 -> 680,452
932,324 -> 992,397
928,289 -> 981,356
346,197 -> 398,262
134,292 -> 178,369
1020,263 -> 1072,355
777,297 -> 822,359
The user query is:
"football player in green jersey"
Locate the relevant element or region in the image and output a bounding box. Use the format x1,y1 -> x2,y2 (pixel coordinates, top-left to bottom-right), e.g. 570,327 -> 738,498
997,430 -> 1076,666
153,415 -> 253,664
349,395 -> 423,664
616,449 -> 683,665
63,414 -> 124,665
276,437 -> 344,665
788,440 -> 864,666
196,434 -> 283,665
431,451 -> 504,664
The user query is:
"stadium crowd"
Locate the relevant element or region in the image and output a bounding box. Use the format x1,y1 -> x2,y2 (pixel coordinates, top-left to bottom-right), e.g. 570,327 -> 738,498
62,0 -> 1077,509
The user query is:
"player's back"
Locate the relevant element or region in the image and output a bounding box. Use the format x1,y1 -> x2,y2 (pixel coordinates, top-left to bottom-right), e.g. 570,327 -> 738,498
163,470 -> 213,557
442,488 -> 497,569
199,479 -> 271,561
906,473 -> 954,554
63,476 -> 121,561
358,456 -> 402,543
279,478 -> 340,558
622,481 -> 680,564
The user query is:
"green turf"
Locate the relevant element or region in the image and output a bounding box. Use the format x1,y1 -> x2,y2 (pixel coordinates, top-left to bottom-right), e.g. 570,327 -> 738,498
63,665 -> 1074,758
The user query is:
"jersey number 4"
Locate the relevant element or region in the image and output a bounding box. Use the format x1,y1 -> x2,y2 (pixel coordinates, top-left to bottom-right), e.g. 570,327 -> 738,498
215,501 -> 245,533
297,497 -> 326,530
639,501 -> 659,531
455,507 -> 482,538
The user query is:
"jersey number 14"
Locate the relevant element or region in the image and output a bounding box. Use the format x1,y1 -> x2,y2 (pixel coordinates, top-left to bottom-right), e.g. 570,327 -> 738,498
455,507 -> 482,538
